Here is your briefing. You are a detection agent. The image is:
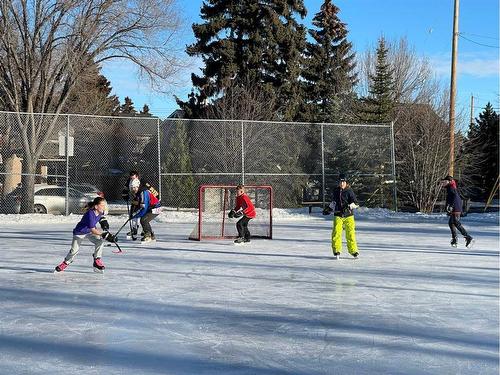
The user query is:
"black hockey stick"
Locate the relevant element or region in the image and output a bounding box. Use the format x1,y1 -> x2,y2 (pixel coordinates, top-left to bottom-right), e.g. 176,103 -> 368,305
126,199 -> 138,240
111,241 -> 124,254
114,217 -> 132,238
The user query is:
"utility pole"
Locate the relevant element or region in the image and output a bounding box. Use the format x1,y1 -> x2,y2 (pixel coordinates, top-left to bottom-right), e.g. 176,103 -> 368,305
449,0 -> 459,176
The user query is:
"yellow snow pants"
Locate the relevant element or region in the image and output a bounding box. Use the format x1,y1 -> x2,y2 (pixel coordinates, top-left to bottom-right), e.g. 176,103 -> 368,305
331,215 -> 358,255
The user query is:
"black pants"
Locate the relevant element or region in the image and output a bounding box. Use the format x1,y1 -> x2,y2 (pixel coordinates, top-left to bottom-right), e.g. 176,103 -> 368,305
236,216 -> 252,240
140,212 -> 158,235
448,213 -> 469,239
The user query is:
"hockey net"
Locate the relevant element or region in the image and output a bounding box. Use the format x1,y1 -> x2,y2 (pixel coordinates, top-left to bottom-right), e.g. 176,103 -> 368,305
189,185 -> 273,241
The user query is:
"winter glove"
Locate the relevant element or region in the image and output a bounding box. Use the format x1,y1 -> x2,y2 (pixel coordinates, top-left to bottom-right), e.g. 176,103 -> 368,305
233,210 -> 244,218
342,206 -> 352,215
348,202 -> 359,210
446,205 -> 453,214
228,209 -> 236,218
99,216 -> 110,231
101,232 -> 117,243
121,189 -> 129,201
322,206 -> 332,215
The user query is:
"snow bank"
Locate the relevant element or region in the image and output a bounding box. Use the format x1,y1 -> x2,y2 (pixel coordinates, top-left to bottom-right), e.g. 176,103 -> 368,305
1,206 -> 497,225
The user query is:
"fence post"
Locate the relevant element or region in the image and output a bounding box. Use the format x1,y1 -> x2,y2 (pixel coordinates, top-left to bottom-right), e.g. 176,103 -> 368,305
390,121 -> 398,211
321,123 -> 326,207
65,114 -> 70,216
241,120 -> 245,184
157,118 -> 161,198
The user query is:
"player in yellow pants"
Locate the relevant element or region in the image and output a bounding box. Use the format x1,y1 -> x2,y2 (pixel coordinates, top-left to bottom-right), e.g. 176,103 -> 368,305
323,173 -> 360,259
331,215 -> 358,257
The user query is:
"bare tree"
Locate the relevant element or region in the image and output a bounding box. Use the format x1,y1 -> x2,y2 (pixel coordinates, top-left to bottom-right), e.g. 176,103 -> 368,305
357,36 -> 467,212
0,0 -> 184,212
396,100 -> 450,212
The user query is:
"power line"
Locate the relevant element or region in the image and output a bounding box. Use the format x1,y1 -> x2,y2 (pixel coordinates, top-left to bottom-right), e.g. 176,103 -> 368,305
458,34 -> 499,49
460,31 -> 499,40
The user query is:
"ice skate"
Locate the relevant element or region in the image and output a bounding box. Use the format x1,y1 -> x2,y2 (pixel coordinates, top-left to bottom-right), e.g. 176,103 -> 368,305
450,238 -> 458,248
141,232 -> 155,243
54,261 -> 68,273
93,257 -> 105,273
333,252 -> 340,260
351,252 -> 359,259
234,237 -> 245,245
243,238 -> 250,243
126,227 -> 138,240
465,236 -> 474,248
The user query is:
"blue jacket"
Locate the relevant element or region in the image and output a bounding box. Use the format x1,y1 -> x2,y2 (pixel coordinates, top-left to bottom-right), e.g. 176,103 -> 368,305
132,189 -> 161,218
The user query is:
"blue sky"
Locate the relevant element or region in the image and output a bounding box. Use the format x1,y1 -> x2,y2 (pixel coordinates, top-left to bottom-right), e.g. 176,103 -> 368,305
102,0 -> 499,125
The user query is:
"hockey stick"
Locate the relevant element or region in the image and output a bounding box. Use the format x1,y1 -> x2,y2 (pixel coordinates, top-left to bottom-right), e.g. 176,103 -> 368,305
126,199 -> 139,240
111,241 -> 124,254
114,217 -> 133,238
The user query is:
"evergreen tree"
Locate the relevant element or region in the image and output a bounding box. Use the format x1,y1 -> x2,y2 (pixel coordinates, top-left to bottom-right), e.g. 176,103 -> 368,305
140,104 -> 152,117
120,97 -> 137,116
163,121 -> 196,208
362,37 -> 394,123
63,62 -> 120,115
301,0 -> 357,123
466,102 -> 499,199
178,0 -> 307,120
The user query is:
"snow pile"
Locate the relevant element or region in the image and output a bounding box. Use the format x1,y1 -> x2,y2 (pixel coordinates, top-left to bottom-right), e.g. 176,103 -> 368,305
0,206 -> 497,225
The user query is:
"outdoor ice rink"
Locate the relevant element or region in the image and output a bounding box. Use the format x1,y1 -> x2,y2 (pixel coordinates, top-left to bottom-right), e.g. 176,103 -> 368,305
0,209 -> 498,375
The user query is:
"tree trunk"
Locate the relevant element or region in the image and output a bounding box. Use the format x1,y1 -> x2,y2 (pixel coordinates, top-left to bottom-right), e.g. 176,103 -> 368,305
20,157 -> 37,214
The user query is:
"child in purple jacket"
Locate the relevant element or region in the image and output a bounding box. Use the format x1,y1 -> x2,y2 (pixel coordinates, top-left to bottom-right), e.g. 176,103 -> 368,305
54,197 -> 114,273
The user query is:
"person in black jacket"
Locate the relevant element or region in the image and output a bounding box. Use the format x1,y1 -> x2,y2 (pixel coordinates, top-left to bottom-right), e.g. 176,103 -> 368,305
441,175 -> 473,248
323,174 -> 360,259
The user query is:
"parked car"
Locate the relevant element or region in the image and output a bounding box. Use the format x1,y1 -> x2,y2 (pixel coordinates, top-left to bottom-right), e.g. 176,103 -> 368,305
71,183 -> 104,200
1,184 -> 88,214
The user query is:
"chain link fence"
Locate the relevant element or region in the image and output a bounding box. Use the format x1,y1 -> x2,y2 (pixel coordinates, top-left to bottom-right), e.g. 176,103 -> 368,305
0,111 -> 396,214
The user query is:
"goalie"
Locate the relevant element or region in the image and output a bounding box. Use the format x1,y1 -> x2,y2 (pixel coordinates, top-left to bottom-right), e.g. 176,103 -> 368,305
228,185 -> 256,244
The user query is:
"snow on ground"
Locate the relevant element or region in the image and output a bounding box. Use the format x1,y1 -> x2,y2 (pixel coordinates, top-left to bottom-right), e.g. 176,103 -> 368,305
0,208 -> 498,374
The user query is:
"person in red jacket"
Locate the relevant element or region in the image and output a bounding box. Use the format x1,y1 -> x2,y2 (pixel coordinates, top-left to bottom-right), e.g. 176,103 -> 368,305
228,185 -> 256,244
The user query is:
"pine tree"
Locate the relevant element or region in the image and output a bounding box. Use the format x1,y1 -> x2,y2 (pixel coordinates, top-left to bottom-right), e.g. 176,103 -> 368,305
301,0 -> 357,123
140,104 -> 152,117
62,62 -> 120,115
163,121 -> 196,208
362,37 -> 394,123
178,0 -> 307,120
466,102 -> 499,199
120,97 -> 137,116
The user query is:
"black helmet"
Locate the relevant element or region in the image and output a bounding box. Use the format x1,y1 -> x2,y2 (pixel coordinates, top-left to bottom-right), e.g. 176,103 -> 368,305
339,173 -> 347,182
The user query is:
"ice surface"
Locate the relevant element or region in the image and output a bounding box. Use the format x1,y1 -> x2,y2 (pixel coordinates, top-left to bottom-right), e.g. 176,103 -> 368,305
0,209 -> 498,374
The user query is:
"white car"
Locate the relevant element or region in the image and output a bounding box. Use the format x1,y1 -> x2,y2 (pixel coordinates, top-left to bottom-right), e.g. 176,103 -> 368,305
71,183 -> 105,200
4,184 -> 89,214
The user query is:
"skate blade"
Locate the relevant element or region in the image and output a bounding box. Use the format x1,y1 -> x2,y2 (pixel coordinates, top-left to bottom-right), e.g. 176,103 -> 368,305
93,267 -> 104,274
466,239 -> 475,248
